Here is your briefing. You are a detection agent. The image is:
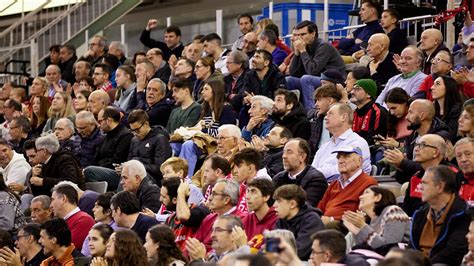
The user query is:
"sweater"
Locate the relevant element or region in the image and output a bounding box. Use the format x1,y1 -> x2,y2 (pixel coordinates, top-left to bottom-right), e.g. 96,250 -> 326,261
66,210 -> 95,250
376,71 -> 427,107
243,207 -> 278,250
0,191 -> 26,234
317,172 -> 378,219
166,102 -> 202,134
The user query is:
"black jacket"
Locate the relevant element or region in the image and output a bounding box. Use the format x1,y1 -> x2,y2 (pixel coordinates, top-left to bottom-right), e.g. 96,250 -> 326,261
128,127 -> 171,184
273,165 -> 328,206
262,147 -> 284,178
146,98 -> 173,128
60,55 -> 77,85
242,64 -> 287,100
31,150 -> 85,197
224,70 -> 246,112
136,176 -> 161,213
272,103 -> 311,140
95,124 -> 133,169
276,203 -> 324,260
139,30 -> 184,61
368,52 -> 400,94
410,196 -> 469,265
152,63 -> 171,84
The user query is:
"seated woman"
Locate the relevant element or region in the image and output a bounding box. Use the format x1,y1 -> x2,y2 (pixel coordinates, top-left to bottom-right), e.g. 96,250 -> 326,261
30,95 -> 50,138
74,90 -> 91,113
192,56 -> 223,101
92,229 -> 147,266
342,186 -> 410,255
144,224 -> 187,266
87,224 -> 114,259
114,65 -> 140,114
379,88 -> 412,148
172,78 -> 237,175
458,105 -> 474,138
0,176 -> 27,234
431,75 -> 463,141
26,77 -> 49,117
43,91 -> 75,133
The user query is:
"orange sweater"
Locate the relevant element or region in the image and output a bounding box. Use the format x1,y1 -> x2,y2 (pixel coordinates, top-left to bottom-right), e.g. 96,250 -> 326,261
317,172 -> 378,220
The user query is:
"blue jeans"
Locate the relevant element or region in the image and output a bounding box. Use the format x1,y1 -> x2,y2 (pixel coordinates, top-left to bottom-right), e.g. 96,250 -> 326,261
171,140 -> 202,175
84,166 -> 120,191
286,75 -> 321,111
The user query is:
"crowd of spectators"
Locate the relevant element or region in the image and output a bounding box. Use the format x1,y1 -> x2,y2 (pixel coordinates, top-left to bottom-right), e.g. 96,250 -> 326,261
1,2 -> 474,265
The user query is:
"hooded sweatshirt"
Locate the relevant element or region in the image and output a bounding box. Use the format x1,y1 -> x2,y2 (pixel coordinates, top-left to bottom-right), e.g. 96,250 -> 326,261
276,203 -> 324,260
1,151 -> 31,185
272,103 -> 311,140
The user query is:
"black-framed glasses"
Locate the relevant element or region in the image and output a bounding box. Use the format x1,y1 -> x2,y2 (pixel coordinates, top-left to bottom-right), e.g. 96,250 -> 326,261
430,57 -> 450,64
130,122 -> 145,133
211,227 -> 231,233
414,142 -> 438,150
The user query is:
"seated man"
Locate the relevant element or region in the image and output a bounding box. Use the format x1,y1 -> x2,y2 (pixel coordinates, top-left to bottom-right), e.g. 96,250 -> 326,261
146,48 -> 171,84
75,111 -> 104,168
145,78 -> 173,127
241,95 -> 275,142
224,51 -> 248,112
30,134 -> 85,197
166,79 -> 202,134
8,116 -> 31,154
55,180 -> 99,217
0,138 -> 30,186
380,8 -> 408,55
286,20 -> 345,111
456,138 -> 474,205
39,218 -> 85,263
202,33 -> 229,74
271,89 -> 310,140
274,184 -> 324,260
12,223 -> 47,265
110,191 -> 159,242
338,0 -> 384,56
312,103 -> 372,181
365,33 -> 400,91
317,146 -> 378,224
92,63 -> 113,92
120,160 -> 161,213
257,125 -> 292,178
172,58 -> 196,81
376,46 -> 427,107
30,195 -> 53,224
87,89 -> 110,119
54,118 -> 79,153
50,184 -> 95,250
410,165 -> 469,265
419,28 -> 450,74
257,29 -> 288,66
273,139 -> 328,206
201,154 -> 231,202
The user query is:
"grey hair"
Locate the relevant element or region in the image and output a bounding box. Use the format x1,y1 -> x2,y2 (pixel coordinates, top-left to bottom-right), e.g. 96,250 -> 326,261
454,137 -> 474,150
217,179 -> 240,206
229,50 -> 249,69
56,118 -> 75,133
93,35 -> 107,47
31,195 -> 51,209
55,181 -> 80,192
35,134 -> 60,154
218,214 -> 243,231
75,110 -> 97,124
218,124 -> 241,138
265,229 -> 297,253
122,160 -> 147,180
148,78 -> 167,96
109,41 -> 125,55
405,45 -> 424,67
251,95 -> 274,115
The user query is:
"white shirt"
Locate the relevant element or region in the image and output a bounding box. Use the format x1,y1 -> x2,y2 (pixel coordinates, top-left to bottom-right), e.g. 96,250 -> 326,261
338,169 -> 363,189
64,207 -> 81,220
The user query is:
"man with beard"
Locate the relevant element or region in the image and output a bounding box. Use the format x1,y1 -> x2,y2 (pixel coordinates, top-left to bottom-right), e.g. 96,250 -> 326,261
271,89 -> 310,140
260,125 -> 292,177
242,32 -> 258,59
232,13 -> 254,52
384,99 -> 450,179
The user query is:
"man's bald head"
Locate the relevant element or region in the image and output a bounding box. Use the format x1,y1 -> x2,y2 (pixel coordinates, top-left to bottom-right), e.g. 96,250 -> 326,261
243,32 -> 258,54
367,33 -> 390,58
45,64 -> 61,84
87,90 -> 110,115
420,29 -> 443,54
420,133 -> 447,159
411,99 -> 436,120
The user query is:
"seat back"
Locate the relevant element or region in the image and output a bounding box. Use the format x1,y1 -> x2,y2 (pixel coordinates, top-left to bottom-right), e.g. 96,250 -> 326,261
85,181 -> 108,194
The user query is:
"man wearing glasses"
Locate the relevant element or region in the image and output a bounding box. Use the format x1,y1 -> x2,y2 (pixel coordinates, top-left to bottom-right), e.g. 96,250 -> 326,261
416,50 -> 453,100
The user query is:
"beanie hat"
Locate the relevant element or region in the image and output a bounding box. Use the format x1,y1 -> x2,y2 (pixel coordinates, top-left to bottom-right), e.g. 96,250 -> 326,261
355,79 -> 377,99
320,69 -> 345,85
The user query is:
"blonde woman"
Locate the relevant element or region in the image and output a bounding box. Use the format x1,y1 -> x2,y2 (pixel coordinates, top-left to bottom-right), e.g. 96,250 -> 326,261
43,91 -> 75,133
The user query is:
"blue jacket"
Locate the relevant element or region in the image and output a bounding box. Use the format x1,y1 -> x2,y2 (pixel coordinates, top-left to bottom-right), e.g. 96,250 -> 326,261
75,127 -> 104,168
241,118 -> 274,142
338,20 -> 384,55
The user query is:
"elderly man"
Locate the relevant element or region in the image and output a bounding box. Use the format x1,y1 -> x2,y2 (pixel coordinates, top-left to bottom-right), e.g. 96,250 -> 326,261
410,165 -> 469,265
318,146 -> 377,225
0,138 -> 30,187
75,111 -> 104,168
59,44 -> 77,85
73,59 -> 91,84
224,51 -> 248,112
54,118 -> 78,153
419,28 -> 449,74
30,134 -> 84,197
257,30 -> 288,66
456,138 -> 474,205
45,65 -> 69,98
242,31 -> 258,58
416,50 -> 453,100
145,78 -> 173,127
365,33 -> 399,90
30,195 -> 53,223
81,35 -> 107,66
273,138 -> 328,206
87,89 -> 110,118
242,95 -> 275,142
120,160 -> 161,212
146,48 -> 171,84
184,42 -> 203,62
108,41 -> 131,65
376,46 -> 427,107
312,103 -> 372,181
140,22 -> 184,61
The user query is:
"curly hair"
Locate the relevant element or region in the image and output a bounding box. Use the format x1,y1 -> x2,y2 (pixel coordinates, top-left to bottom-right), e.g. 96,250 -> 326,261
148,225 -> 187,266
110,229 -> 147,266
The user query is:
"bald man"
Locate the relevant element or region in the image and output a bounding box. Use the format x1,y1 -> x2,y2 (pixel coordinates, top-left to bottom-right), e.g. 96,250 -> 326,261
242,32 -> 258,58
45,64 -> 69,98
184,42 -> 203,63
366,33 -> 399,91
87,90 -> 110,118
384,100 -> 450,182
419,28 -> 449,74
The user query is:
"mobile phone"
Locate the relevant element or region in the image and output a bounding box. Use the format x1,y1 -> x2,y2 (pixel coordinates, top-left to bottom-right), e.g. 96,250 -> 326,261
373,135 -> 385,141
265,237 -> 281,253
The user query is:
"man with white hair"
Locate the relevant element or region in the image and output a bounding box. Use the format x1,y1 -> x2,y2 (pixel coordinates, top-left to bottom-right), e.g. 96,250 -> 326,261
30,134 -> 85,196
108,41 -> 132,66
120,159 -> 161,212
242,95 -> 275,142
54,118 -> 79,153
75,111 -> 104,168
87,89 -> 110,119
145,78 -> 173,127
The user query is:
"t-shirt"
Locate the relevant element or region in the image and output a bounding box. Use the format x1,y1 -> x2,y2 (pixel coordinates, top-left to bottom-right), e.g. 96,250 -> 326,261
131,213 -> 159,243
25,249 -> 47,266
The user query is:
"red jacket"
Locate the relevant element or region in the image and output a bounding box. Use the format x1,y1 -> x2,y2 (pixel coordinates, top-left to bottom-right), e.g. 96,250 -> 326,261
243,207 -> 278,252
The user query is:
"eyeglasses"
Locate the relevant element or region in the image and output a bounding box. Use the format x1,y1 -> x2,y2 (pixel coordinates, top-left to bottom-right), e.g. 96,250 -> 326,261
216,136 -> 234,141
130,122 -> 145,133
210,191 -> 227,197
430,57 -> 450,64
211,227 -> 231,233
311,249 -> 326,255
17,234 -> 30,239
414,142 -> 438,150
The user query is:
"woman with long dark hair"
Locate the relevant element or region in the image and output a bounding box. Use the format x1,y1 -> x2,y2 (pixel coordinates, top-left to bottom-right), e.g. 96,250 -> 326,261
88,224 -> 114,259
92,229 -> 147,266
144,225 -> 186,266
0,173 -> 27,234
380,87 -> 412,148
431,75 -> 463,140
